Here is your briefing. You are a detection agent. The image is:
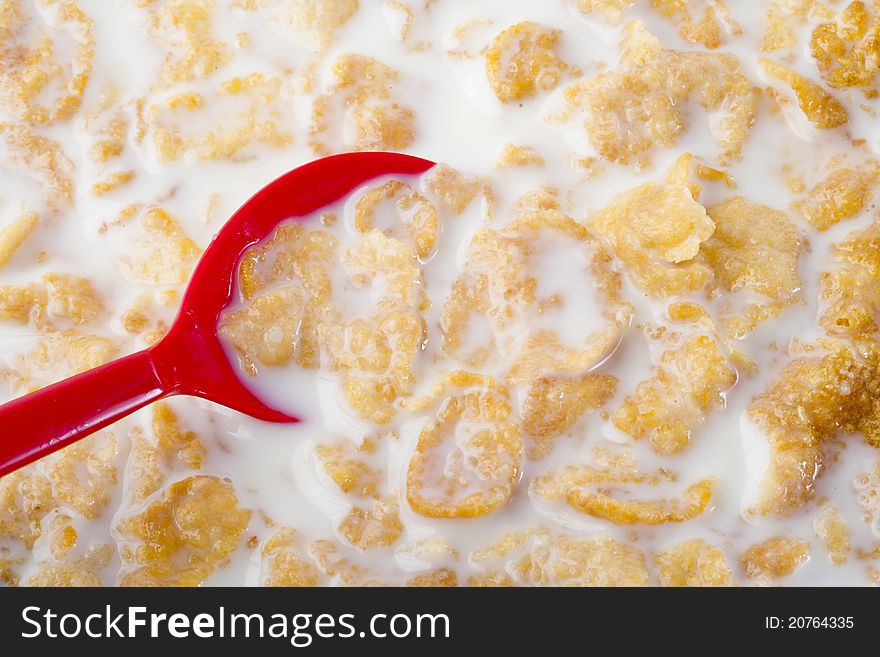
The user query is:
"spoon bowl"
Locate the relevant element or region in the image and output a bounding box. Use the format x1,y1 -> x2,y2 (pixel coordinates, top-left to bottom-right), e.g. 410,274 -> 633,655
0,152 -> 436,478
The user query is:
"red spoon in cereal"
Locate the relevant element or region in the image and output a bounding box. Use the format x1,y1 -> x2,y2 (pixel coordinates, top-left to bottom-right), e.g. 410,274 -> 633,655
0,152 -> 435,478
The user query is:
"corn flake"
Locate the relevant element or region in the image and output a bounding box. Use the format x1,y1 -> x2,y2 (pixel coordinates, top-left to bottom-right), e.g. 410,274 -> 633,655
27,544 -> 111,587
145,73 -> 293,162
274,0 -> 359,51
0,212 -> 38,270
318,231 -> 425,423
654,539 -> 735,586
470,529 -> 649,586
820,221 -> 880,337
261,528 -> 321,586
338,496 -> 403,549
747,340 -> 880,515
522,373 -> 617,459
574,0 -> 635,24
116,475 -> 251,586
354,180 -> 440,259
810,1 -> 880,91
590,183 -> 715,298
403,371 -> 523,518
485,22 -> 568,103
740,536 -> 810,578
813,503 -> 851,564
117,207 -> 202,285
557,21 -> 755,168
761,59 -> 849,129
612,332 -> 736,454
794,161 -> 880,230
0,0 -> 94,124
311,53 -> 415,154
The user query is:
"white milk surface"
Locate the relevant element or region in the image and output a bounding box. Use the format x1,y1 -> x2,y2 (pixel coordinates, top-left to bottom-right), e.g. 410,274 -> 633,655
2,0 -> 880,586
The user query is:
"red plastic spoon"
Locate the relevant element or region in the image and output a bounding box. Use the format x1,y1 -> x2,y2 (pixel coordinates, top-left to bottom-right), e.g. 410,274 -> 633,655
0,152 -> 435,478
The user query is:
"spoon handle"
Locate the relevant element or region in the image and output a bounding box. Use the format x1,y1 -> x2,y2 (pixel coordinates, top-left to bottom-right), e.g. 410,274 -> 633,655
0,349 -> 168,477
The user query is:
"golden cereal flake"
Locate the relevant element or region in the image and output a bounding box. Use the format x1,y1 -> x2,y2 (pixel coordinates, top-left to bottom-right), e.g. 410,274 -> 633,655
116,475 -> 251,587
318,232 -> 425,423
0,212 -> 38,269
574,0 -> 635,24
90,170 -> 134,196
351,101 -> 415,152
740,536 -> 811,578
0,470 -> 53,550
703,197 -> 802,302
590,183 -> 715,298
220,287 -> 315,375
338,496 -> 404,549
117,207 -> 202,285
238,221 -> 336,302
354,180 -> 440,259
146,74 -> 293,162
495,143 -> 544,168
308,539 -> 383,586
651,0 -> 741,49
746,341 -> 880,516
531,457 -> 668,501
813,504 -> 851,564
42,273 -> 103,325
26,544 -> 111,587
126,403 -> 206,505
323,310 -> 424,424
443,210 -> 632,380
403,371 -> 523,518
794,161 -> 880,230
46,513 -> 78,560
0,273 -> 102,328
0,431 -> 117,550
485,22 -> 568,103
666,300 -> 712,326
422,163 -> 488,214
18,330 -> 118,379
0,282 -> 46,324
703,197 -> 803,338
0,0 -> 94,124
566,478 -> 714,525
0,558 -> 19,586
315,441 -> 380,497
275,0 -> 359,51
126,428 -> 166,507
654,539 -> 735,586
532,461 -> 713,525
0,121 -> 73,207
761,59 -> 849,129
261,528 -> 321,587
514,187 -> 560,213
151,403 -> 206,471
810,1 -> 880,91
612,332 -> 736,454
854,459 -> 880,536
762,9 -> 798,51
407,568 -> 457,587
86,99 -> 128,166
664,152 -> 736,202
557,21 -> 755,168
820,221 -> 880,338
142,0 -> 230,86
45,432 -> 118,520
470,530 -> 649,586
522,373 -> 617,459
311,53 -> 415,154
771,0 -> 813,14
120,291 -> 174,345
